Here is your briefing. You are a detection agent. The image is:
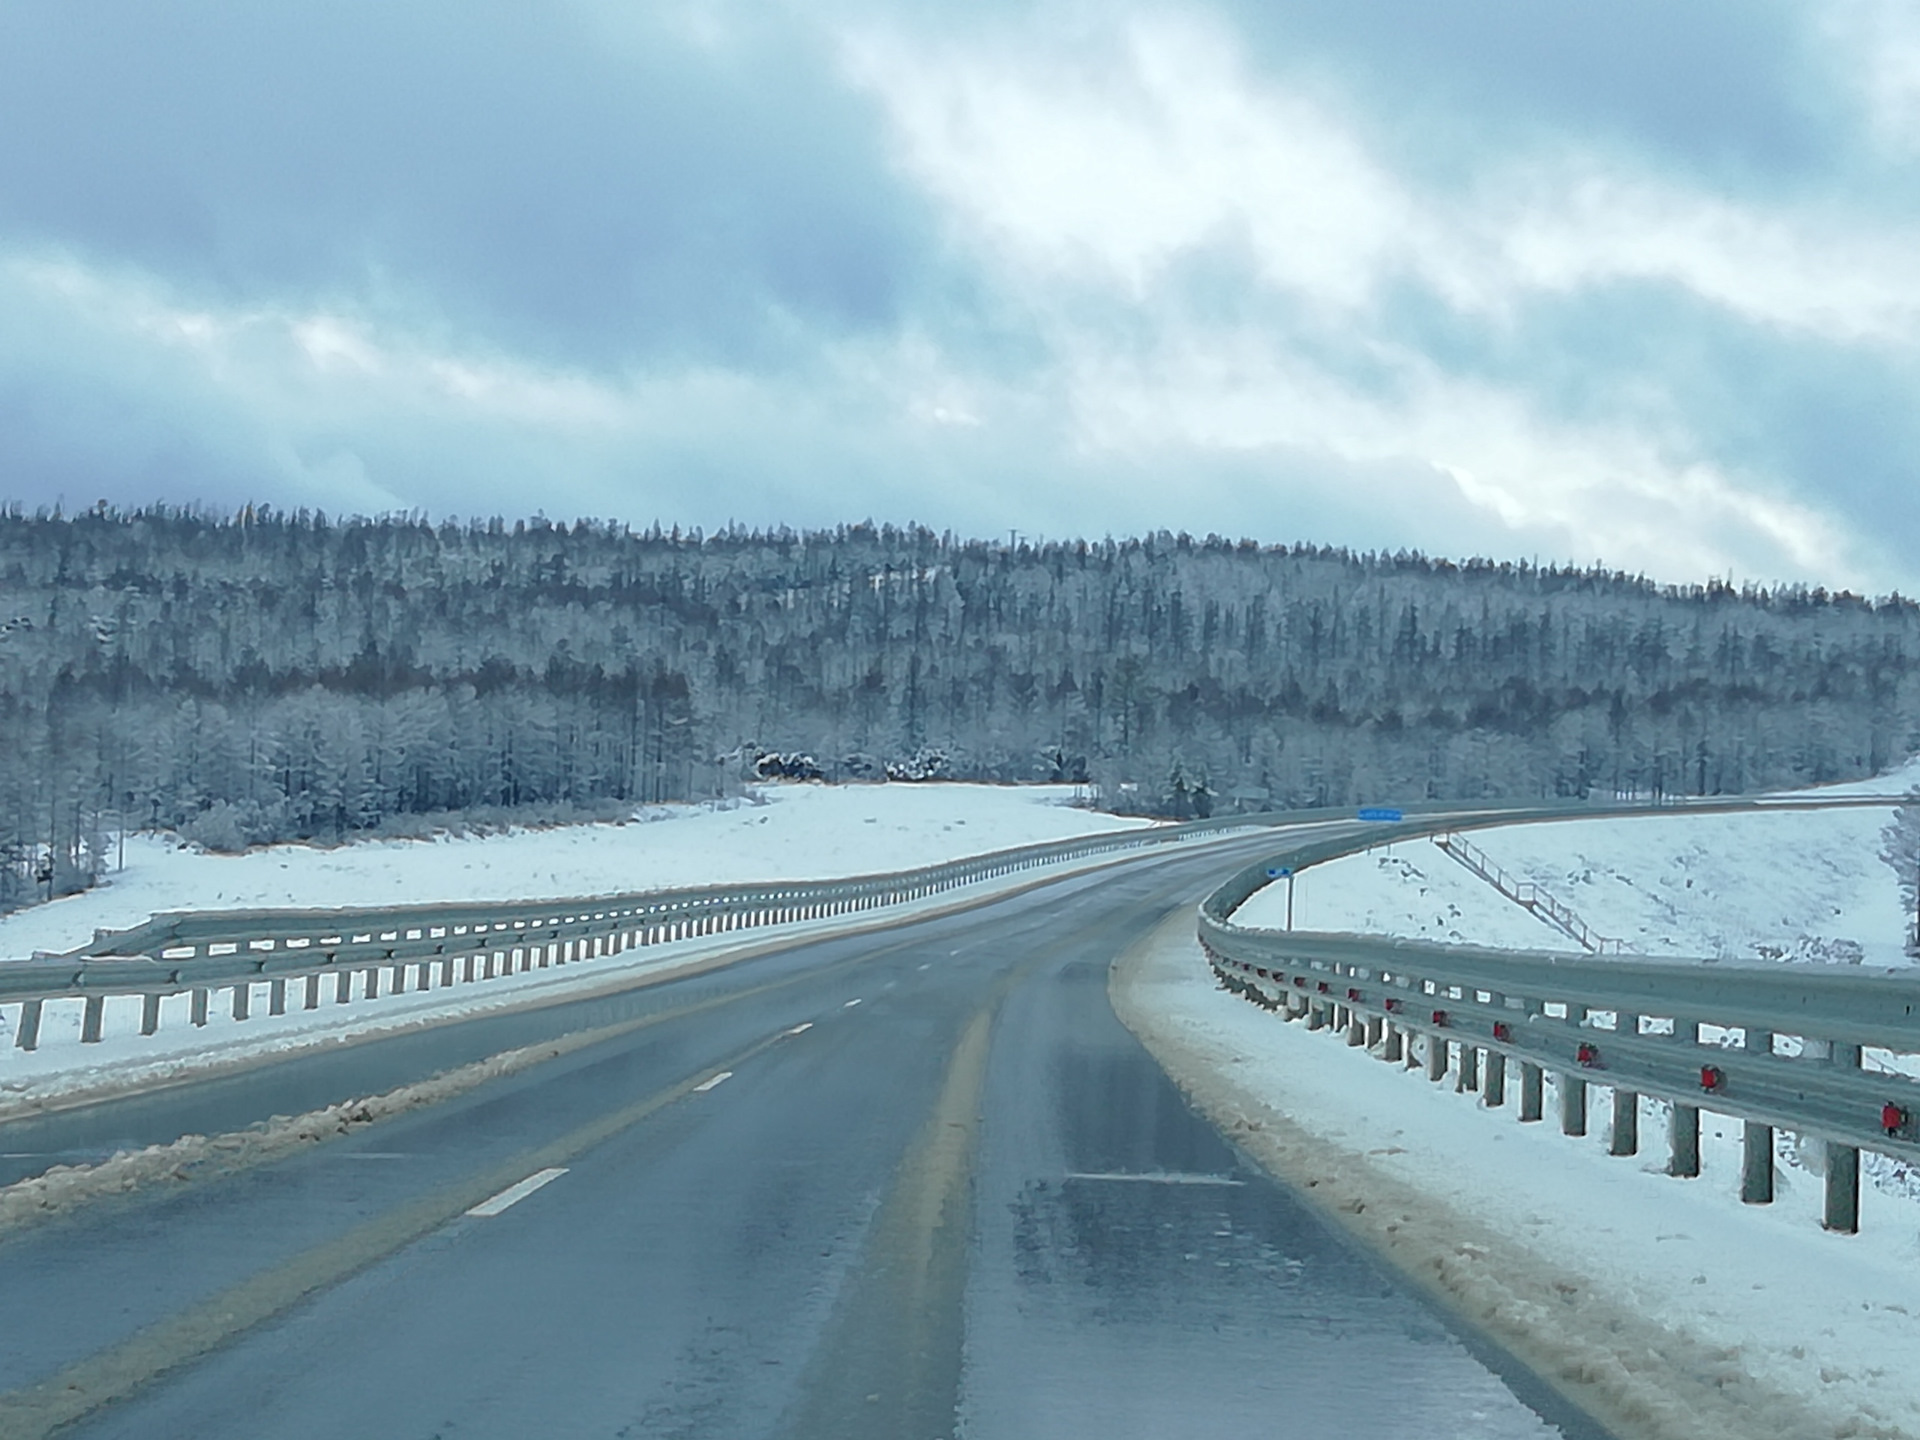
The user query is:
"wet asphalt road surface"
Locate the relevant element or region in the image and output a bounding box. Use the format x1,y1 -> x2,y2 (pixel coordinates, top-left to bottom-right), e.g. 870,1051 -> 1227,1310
0,842 -> 1602,1439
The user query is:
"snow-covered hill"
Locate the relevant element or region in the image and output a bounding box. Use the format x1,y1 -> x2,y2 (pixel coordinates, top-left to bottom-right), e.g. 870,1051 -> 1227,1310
1238,762 -> 1920,966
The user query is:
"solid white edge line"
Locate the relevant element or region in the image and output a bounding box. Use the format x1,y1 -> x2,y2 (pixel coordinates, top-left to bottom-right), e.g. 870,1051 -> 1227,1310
1063,1172 -> 1246,1186
466,1166 -> 569,1217
692,1070 -> 733,1093
786,1022 -> 814,1035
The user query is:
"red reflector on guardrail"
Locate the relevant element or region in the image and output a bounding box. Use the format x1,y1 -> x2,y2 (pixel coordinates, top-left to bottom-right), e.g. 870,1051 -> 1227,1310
1885,1102 -> 1909,1137
1347,987 -> 1361,1002
1576,1043 -> 1599,1067
1431,1009 -> 1448,1027
1384,998 -> 1400,1013
1700,1065 -> 1724,1093
1492,1021 -> 1510,1041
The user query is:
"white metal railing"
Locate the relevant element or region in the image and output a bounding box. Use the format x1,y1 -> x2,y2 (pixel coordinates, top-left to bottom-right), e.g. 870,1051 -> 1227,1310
1203,799 -> 1920,1234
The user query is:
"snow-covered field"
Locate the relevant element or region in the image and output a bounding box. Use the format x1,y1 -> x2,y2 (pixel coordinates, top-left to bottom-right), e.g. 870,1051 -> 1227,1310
1116,915 -> 1920,1440
0,782 -> 1147,962
0,784 -> 1156,1107
1239,763 -> 1920,967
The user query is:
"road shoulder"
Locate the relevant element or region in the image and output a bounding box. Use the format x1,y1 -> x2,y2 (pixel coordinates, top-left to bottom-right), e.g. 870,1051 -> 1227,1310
1111,909 -> 1915,1440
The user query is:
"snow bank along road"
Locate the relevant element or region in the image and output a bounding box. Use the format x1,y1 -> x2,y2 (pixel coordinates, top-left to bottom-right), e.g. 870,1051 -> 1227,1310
1159,796 -> 1920,1440
0,824 -> 1617,1440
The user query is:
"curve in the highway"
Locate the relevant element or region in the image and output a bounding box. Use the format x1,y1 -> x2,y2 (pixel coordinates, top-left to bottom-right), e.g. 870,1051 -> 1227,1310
0,835 -> 1607,1440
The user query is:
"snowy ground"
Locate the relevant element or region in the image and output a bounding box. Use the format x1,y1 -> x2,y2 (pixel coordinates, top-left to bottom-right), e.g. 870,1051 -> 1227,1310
0,783 -> 1147,961
1238,762 -> 1920,968
1116,913 -> 1920,1440
0,784 -> 1158,1109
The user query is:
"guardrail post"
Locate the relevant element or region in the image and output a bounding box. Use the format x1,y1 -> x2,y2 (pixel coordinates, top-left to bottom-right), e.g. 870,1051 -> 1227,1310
1383,1022 -> 1403,1062
15,1000 -> 41,1050
1825,1041 -> 1863,1232
1307,1001 -> 1326,1031
269,979 -> 287,1016
142,992 -> 163,1035
1484,1049 -> 1506,1106
335,972 -> 353,1004
1609,1088 -> 1639,1155
1346,1013 -> 1366,1046
1559,1072 -> 1586,1136
1456,1042 -> 1479,1093
1364,1015 -> 1382,1048
1741,1028 -> 1775,1204
304,974 -> 322,1009
1669,1103 -> 1701,1177
1742,1122 -> 1775,1205
81,995 -> 105,1043
1608,1012 -> 1639,1155
191,987 -> 210,1026
231,983 -> 250,1022
1519,1062 -> 1543,1121
1426,1031 -> 1448,1082
1669,1021 -> 1702,1176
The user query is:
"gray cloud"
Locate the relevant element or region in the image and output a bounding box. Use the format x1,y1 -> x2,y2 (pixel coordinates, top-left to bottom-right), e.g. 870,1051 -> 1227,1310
0,3 -> 934,366
0,0 -> 1915,592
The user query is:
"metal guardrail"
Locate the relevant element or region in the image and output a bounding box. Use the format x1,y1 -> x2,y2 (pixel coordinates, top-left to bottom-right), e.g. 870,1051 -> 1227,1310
1198,796 -> 1920,1233
1432,832 -> 1625,952
0,804 -> 1359,1057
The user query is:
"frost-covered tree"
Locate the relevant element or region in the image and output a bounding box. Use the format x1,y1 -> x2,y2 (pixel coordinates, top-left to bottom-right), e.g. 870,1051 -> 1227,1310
0,504 -> 1915,908
1882,789 -> 1920,954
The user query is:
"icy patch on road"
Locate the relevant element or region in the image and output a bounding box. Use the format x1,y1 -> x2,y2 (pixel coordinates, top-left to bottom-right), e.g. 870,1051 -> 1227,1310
1114,914 -> 1920,1440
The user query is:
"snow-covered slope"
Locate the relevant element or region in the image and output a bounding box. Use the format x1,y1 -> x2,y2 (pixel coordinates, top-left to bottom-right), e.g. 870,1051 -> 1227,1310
0,783 -> 1149,962
1238,762 -> 1919,966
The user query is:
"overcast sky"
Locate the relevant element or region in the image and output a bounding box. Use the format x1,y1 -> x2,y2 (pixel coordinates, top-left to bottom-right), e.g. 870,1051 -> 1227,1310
4,2 -> 1918,591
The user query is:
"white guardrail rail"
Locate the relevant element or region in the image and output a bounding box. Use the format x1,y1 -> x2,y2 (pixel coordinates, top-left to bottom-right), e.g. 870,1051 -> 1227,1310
0,806 -> 1351,1061
1199,798 -> 1920,1235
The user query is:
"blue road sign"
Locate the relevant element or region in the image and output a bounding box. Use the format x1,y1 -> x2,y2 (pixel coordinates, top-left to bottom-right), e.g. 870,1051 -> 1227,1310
1356,806 -> 1404,822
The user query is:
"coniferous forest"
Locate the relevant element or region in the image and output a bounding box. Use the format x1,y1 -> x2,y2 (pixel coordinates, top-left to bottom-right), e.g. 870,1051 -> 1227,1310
1,506 -> 1916,911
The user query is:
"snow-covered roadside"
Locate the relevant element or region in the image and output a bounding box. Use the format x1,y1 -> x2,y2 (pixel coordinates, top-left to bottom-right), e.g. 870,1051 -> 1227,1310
0,783 -> 1149,961
0,784 -> 1163,1111
1115,914 -> 1920,1440
1239,762 -> 1920,967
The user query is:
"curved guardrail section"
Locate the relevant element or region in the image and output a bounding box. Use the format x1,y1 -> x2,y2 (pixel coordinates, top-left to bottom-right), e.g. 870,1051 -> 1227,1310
0,803 -> 1382,1060
1198,796 -> 1919,1234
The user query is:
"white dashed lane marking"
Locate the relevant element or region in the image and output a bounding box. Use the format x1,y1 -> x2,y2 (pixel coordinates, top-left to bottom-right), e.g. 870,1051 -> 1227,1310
843,998 -> 862,1008
467,1167 -> 569,1217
